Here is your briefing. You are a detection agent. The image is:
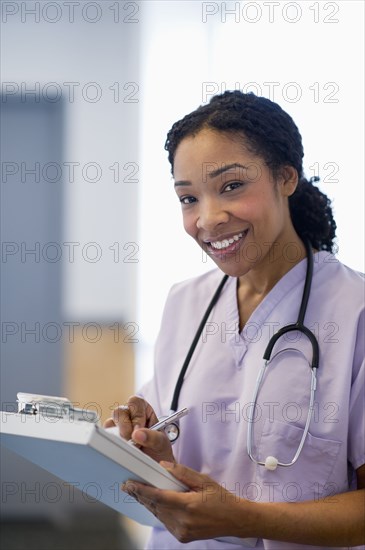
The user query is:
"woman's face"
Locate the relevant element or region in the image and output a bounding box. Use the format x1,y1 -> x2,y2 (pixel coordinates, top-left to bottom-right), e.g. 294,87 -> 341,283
173,129 -> 299,278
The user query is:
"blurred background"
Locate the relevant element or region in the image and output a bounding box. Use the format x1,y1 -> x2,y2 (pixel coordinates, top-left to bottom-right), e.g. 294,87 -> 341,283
1,1 -> 364,548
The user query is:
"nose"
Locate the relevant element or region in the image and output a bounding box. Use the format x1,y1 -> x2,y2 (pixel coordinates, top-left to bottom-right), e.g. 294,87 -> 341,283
196,197 -> 229,231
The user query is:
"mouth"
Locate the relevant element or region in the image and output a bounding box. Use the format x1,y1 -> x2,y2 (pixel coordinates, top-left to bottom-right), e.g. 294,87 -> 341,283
205,229 -> 249,257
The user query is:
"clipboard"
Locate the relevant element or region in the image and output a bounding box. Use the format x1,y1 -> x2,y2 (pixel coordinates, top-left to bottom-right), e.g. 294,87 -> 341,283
0,394 -> 257,547
0,413 -> 185,526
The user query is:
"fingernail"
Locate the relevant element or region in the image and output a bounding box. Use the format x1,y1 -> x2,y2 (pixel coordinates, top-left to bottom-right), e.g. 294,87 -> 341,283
122,482 -> 136,493
133,430 -> 147,443
160,461 -> 174,469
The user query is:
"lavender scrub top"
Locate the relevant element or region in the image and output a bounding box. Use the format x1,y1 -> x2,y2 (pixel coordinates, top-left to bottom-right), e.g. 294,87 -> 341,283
139,251 -> 365,550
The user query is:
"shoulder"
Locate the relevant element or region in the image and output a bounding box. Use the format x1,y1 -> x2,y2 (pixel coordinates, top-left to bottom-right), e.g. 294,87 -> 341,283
314,253 -> 364,375
314,252 -> 364,302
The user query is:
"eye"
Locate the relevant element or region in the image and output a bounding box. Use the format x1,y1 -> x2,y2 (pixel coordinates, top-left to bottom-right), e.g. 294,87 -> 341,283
223,181 -> 243,192
179,195 -> 196,205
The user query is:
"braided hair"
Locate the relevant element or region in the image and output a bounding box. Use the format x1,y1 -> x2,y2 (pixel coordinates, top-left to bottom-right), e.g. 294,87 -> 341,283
165,91 -> 336,252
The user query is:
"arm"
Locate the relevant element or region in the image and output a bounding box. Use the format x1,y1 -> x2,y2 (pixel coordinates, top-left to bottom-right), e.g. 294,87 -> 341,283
249,463 -> 365,547
123,462 -> 365,546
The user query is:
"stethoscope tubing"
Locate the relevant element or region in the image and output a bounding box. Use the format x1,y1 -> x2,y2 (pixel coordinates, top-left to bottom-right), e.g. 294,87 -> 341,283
169,272 -> 229,412
247,362 -> 317,468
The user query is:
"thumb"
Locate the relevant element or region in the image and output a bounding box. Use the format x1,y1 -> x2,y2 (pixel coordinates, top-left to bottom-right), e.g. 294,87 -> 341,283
160,461 -> 214,492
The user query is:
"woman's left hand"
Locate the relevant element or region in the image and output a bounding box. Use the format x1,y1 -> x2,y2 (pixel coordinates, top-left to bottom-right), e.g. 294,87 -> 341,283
122,462 -> 246,543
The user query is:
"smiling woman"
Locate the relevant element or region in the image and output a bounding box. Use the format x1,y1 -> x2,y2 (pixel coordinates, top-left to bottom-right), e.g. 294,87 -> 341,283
106,92 -> 365,550
168,92 -> 337,328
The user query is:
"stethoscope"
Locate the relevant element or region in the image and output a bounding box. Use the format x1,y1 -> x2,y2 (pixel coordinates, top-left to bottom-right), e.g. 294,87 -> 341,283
163,240 -> 319,470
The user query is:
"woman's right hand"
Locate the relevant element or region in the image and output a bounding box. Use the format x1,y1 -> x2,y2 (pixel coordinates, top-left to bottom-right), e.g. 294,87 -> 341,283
104,396 -> 175,464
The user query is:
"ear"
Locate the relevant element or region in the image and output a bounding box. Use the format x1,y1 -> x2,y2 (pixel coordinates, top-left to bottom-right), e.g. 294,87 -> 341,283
276,166 -> 298,197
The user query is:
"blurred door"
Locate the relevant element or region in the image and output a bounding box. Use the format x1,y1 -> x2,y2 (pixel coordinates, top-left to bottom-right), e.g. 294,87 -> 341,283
0,95 -> 66,519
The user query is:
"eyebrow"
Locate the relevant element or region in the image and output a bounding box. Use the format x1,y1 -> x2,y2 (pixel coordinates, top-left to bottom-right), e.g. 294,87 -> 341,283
174,163 -> 248,186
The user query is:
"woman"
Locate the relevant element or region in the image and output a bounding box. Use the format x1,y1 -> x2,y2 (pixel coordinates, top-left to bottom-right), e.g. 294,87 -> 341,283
106,92 -> 364,549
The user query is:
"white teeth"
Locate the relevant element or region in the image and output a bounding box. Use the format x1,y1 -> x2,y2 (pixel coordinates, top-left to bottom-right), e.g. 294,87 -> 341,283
211,232 -> 244,250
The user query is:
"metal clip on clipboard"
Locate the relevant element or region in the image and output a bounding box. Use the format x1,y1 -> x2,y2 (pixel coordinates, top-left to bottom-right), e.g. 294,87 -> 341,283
17,392 -> 98,423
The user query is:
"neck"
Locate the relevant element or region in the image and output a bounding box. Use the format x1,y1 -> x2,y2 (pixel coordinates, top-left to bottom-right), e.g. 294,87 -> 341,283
238,236 -> 307,298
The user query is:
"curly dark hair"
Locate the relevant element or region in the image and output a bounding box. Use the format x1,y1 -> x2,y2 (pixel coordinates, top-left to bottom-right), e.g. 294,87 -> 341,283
165,91 -> 336,252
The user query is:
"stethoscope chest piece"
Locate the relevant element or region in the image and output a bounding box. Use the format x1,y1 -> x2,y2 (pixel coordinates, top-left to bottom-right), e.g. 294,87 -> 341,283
164,422 -> 180,442
264,456 -> 279,471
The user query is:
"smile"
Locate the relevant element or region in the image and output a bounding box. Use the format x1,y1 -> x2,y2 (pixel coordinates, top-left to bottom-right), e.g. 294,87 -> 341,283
210,231 -> 246,250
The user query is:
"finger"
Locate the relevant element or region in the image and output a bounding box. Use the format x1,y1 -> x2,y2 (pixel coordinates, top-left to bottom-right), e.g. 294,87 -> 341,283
121,481 -> 151,509
131,428 -> 170,451
112,405 -> 134,439
126,396 -> 159,433
122,481 -> 172,506
160,461 -> 211,492
122,480 -> 191,518
112,397 -> 160,440
103,417 -> 116,429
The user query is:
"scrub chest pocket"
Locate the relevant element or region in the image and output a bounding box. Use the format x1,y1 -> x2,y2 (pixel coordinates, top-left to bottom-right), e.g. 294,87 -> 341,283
254,419 -> 342,503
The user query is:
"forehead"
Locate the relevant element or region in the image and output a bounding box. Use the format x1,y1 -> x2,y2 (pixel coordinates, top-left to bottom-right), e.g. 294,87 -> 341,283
173,129 -> 257,179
